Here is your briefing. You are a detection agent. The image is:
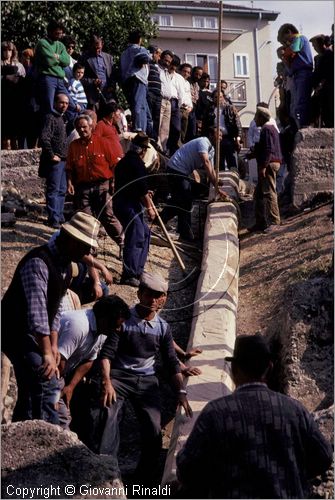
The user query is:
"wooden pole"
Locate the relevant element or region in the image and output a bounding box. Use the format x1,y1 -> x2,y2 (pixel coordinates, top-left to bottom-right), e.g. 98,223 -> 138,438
215,1 -> 223,196
150,201 -> 186,273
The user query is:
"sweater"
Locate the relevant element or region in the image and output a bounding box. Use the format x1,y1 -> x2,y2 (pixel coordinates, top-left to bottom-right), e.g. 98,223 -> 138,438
35,37 -> 70,78
255,123 -> 282,167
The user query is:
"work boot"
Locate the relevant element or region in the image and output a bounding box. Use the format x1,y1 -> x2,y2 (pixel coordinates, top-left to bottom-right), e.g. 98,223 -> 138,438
119,276 -> 140,287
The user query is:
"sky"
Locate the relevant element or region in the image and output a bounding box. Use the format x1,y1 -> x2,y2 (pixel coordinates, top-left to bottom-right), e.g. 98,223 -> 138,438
223,0 -> 334,75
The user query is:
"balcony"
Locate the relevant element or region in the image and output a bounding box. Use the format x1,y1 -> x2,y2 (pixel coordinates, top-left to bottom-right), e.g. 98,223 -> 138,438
225,80 -> 247,110
209,80 -> 247,109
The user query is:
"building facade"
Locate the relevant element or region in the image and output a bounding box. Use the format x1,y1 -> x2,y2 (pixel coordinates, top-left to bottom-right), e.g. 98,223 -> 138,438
152,1 -> 279,130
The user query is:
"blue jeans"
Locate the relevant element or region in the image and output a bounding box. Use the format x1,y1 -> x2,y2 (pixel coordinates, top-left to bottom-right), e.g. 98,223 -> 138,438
292,69 -> 313,128
45,160 -> 67,225
123,77 -> 151,132
160,169 -> 193,237
37,74 -> 75,117
113,200 -> 150,279
8,339 -> 60,424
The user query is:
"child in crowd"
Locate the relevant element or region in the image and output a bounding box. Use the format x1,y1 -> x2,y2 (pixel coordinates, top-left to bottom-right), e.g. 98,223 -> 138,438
68,62 -> 88,112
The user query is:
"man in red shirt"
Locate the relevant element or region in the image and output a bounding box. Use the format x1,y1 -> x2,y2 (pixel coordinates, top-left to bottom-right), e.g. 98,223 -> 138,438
94,101 -> 124,161
66,114 -> 123,250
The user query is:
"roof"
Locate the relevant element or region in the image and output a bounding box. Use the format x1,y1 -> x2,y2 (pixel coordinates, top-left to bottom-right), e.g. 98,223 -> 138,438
156,1 -> 280,20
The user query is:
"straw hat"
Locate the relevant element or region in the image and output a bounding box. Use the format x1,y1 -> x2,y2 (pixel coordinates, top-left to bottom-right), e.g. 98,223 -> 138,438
62,212 -> 100,248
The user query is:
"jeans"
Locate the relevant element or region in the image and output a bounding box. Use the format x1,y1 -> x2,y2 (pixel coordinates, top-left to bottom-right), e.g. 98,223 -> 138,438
160,169 -> 193,236
37,74 -> 75,117
6,338 -> 60,424
219,136 -> 238,170
94,369 -> 162,481
45,160 -> 67,225
292,69 -> 313,128
113,200 -> 150,279
123,77 -> 151,133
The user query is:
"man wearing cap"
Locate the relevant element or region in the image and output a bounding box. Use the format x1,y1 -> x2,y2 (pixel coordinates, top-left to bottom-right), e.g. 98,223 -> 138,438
66,113 -> 124,252
248,106 -> 282,233
113,132 -> 155,287
1,212 -> 100,424
177,334 -> 332,499
89,271 -> 192,484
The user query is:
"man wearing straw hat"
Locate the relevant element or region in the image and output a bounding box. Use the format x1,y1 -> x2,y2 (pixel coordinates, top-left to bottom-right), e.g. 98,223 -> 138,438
1,211 -> 100,425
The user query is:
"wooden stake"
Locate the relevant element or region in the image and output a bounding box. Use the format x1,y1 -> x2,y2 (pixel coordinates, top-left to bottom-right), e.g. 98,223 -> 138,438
149,200 -> 186,273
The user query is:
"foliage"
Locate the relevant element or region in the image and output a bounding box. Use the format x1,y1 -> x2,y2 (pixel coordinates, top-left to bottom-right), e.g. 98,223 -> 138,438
1,1 -> 158,58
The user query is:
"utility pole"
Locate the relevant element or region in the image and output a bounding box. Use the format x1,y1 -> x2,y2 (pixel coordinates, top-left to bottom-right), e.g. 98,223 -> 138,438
215,0 -> 223,195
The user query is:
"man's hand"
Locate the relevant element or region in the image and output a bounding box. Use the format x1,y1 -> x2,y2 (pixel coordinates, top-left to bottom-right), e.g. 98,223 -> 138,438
67,181 -> 75,196
61,384 -> 74,408
185,347 -> 202,360
101,268 -> 113,285
259,167 -> 267,178
92,281 -> 103,300
147,207 -> 156,221
94,79 -> 102,87
181,366 -> 202,377
100,380 -> 117,407
51,344 -> 61,367
52,155 -> 61,163
178,393 -> 193,418
39,354 -> 57,380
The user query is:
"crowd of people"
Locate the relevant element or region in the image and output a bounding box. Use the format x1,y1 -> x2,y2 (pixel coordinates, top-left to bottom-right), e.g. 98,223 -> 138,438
1,18 -> 334,497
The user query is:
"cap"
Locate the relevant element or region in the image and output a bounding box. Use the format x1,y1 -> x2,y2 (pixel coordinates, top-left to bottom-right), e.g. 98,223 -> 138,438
140,271 -> 168,293
61,211 -> 100,248
225,334 -> 271,368
256,106 -> 271,120
132,132 -> 150,149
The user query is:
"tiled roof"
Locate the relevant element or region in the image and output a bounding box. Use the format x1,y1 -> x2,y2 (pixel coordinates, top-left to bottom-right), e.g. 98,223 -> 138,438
157,1 -> 277,13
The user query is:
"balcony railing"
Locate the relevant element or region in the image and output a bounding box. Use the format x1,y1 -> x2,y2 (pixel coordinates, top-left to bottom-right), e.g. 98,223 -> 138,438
225,80 -> 247,109
209,79 -> 247,109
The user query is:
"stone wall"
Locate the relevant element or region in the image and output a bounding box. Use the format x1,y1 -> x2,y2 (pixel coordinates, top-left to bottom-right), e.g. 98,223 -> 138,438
291,129 -> 334,208
1,149 -> 45,202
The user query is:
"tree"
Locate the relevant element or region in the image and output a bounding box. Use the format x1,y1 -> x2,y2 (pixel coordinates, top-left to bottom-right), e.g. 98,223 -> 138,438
1,1 -> 158,57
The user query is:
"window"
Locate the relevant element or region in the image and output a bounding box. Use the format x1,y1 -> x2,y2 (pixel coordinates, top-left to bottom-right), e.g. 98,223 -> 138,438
234,53 -> 249,77
185,53 -> 218,81
151,14 -> 173,26
193,16 -> 217,29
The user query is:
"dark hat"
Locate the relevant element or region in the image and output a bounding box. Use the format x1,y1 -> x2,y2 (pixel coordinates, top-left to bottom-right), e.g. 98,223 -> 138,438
256,106 -> 271,120
132,132 -> 150,149
225,334 -> 271,369
140,271 -> 168,293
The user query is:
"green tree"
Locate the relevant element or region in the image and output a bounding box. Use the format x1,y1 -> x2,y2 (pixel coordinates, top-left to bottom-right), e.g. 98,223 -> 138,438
1,1 -> 158,57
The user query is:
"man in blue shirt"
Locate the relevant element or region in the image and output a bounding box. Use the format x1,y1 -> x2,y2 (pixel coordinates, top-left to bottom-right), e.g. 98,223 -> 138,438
79,35 -> 115,116
120,30 -> 151,133
159,129 -> 226,241
88,272 -> 192,485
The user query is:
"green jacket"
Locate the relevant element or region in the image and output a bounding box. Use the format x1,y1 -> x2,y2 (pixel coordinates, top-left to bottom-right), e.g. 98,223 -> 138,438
35,37 -> 70,78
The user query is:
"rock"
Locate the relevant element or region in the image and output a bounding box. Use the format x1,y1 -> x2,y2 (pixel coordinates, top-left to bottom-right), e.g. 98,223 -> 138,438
1,213 -> 16,228
1,421 -> 126,499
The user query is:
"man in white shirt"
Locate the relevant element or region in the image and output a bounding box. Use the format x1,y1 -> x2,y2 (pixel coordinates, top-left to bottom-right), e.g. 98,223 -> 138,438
167,54 -> 186,155
57,295 -> 130,428
179,63 -> 193,143
158,50 -> 174,153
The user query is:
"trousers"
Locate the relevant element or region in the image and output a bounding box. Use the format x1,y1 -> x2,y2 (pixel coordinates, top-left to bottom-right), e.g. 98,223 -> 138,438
255,162 -> 281,227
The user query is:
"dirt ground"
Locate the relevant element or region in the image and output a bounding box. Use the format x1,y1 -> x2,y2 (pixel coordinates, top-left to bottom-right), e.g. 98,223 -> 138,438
1,192 -> 333,495
238,198 -> 334,499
